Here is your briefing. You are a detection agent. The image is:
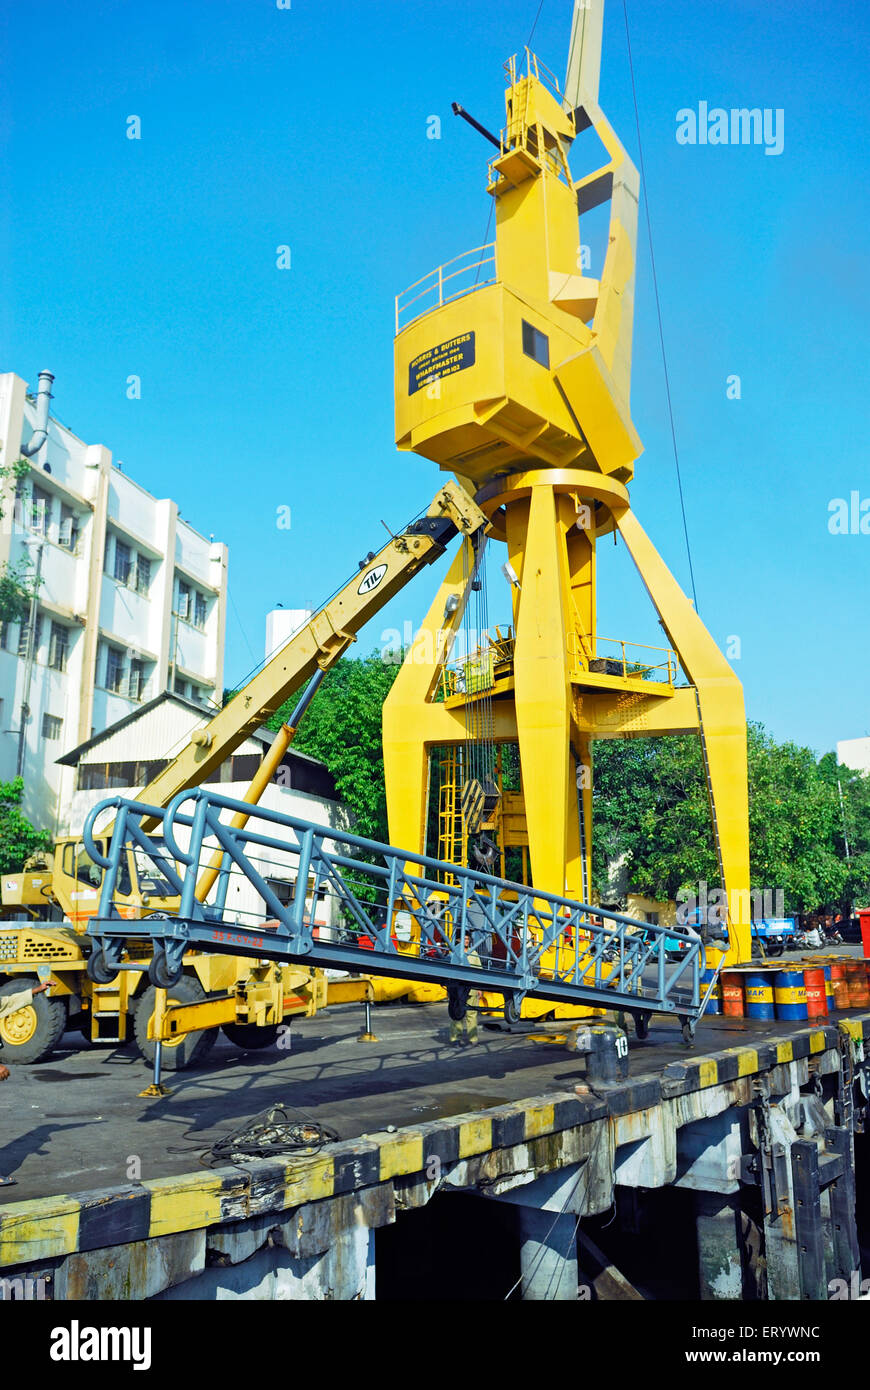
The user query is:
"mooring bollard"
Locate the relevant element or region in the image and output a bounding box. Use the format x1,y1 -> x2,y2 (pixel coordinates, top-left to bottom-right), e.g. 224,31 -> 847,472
569,1024 -> 630,1084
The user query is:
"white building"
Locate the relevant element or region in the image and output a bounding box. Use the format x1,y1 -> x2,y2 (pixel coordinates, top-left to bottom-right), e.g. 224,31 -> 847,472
56,691 -> 344,931
0,369 -> 227,833
838,738 -> 870,777
265,607 -> 313,659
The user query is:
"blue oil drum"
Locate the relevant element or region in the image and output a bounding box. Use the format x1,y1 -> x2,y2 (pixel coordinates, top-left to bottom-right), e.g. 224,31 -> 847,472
774,969 -> 808,1020
744,971 -> 775,1020
701,967 -> 721,1014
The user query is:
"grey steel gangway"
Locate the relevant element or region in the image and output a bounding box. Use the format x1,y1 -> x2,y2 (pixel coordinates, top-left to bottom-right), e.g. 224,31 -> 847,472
82,788 -> 714,1043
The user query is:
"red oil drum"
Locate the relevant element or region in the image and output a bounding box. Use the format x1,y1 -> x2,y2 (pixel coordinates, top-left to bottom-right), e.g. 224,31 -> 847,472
845,960 -> 870,1009
720,971 -> 745,1017
803,967 -> 828,1020
830,960 -> 851,1010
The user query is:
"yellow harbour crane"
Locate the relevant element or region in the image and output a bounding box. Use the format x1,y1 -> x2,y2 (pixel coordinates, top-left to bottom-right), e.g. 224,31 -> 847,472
384,0 -> 751,972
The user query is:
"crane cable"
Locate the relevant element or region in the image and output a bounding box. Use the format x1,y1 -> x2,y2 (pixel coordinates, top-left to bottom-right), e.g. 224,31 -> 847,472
621,0 -> 699,612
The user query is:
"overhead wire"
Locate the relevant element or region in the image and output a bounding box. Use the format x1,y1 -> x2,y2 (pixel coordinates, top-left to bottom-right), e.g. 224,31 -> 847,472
621,0 -> 699,612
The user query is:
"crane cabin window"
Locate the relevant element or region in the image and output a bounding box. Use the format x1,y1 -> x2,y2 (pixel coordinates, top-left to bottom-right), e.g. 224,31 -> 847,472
521,320 -> 550,368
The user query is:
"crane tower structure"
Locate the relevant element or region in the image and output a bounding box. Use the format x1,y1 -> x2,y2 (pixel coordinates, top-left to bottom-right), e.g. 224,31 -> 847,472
383,0 -> 751,965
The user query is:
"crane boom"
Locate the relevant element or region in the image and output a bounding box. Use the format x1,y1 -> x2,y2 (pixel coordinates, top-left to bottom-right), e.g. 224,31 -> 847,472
135,480 -> 487,820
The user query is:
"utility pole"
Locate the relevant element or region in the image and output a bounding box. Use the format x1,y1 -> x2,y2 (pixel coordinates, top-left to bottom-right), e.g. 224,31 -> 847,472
16,541 -> 44,778
837,778 -> 852,863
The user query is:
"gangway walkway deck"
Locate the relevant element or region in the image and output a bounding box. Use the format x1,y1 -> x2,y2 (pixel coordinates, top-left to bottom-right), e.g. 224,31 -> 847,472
84,789 -> 708,1037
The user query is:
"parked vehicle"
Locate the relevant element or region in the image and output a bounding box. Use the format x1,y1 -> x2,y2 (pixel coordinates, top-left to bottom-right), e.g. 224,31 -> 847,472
751,917 -> 797,957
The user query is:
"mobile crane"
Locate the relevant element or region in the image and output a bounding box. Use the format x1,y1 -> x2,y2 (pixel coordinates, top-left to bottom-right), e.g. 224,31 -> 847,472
0,481 -> 486,1067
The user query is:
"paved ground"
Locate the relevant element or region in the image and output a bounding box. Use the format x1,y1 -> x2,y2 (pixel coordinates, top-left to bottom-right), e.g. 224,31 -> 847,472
0,951 -> 863,1205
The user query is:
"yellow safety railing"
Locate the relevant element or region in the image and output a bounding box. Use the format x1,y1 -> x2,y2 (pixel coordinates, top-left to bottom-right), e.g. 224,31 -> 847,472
395,243 -> 497,333
440,628 -> 515,700
504,47 -> 562,101
568,633 -> 678,686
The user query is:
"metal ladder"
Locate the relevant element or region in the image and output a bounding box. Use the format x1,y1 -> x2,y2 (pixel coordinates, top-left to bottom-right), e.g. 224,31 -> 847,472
436,748 -> 464,881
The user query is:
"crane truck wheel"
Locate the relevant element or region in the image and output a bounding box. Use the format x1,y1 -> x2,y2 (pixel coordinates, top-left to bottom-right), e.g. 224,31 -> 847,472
134,977 -> 218,1071
221,1023 -> 281,1051
0,978 -> 68,1064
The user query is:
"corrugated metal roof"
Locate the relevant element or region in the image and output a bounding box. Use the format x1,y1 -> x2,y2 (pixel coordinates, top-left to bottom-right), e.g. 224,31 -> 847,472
57,690 -> 331,777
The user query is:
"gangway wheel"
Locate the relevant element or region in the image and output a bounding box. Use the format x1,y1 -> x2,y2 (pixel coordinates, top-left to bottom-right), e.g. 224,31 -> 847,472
148,944 -> 184,990
502,991 -> 520,1025
633,1010 -> 651,1041
86,947 -> 116,985
679,1015 -> 696,1046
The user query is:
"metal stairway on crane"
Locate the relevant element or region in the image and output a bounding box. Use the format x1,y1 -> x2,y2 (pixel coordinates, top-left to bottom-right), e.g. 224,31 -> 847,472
83,787 -> 709,1040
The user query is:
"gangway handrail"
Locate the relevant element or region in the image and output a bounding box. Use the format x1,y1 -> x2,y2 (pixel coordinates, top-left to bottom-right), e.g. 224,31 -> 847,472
84,790 -> 705,1036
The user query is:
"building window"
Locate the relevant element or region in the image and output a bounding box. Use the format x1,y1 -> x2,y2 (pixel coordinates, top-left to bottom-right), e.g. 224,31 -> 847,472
58,504 -> 79,552
42,713 -> 63,741
521,319 -> 550,368
194,591 -> 207,629
48,622 -> 69,672
114,539 -> 132,585
78,759 -> 168,791
134,554 -> 151,596
0,621 -> 9,651
107,533 -> 153,594
174,677 -> 188,699
30,486 -> 50,536
18,613 -> 42,658
128,658 -> 145,701
177,580 -> 191,620
105,645 -> 125,693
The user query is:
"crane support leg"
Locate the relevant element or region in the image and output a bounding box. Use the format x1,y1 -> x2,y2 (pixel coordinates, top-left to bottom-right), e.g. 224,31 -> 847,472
383,538 -> 474,860
513,486 -> 577,898
615,509 -> 751,964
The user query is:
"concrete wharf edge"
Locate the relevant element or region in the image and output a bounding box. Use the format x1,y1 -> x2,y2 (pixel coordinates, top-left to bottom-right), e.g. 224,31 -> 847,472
1,1013 -> 866,1297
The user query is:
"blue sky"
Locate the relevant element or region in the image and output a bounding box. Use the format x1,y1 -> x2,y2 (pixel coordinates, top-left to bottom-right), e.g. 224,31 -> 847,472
2,0 -> 868,756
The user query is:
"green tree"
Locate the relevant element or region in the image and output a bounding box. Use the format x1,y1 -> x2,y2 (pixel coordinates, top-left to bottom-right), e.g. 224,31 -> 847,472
591,735 -> 717,901
818,752 -> 870,911
748,728 -> 844,912
268,652 -> 400,843
0,557 -> 41,624
0,459 -> 39,624
592,724 -> 852,915
0,778 -> 52,874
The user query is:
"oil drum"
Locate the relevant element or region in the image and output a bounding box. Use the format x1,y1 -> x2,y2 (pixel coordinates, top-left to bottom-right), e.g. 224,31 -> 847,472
720,971 -> 744,1017
744,971 -> 775,1020
824,964 -> 835,1010
803,966 -> 828,1021
830,960 -> 850,1010
774,969 -> 807,1020
845,960 -> 870,1009
701,967 -> 721,1014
